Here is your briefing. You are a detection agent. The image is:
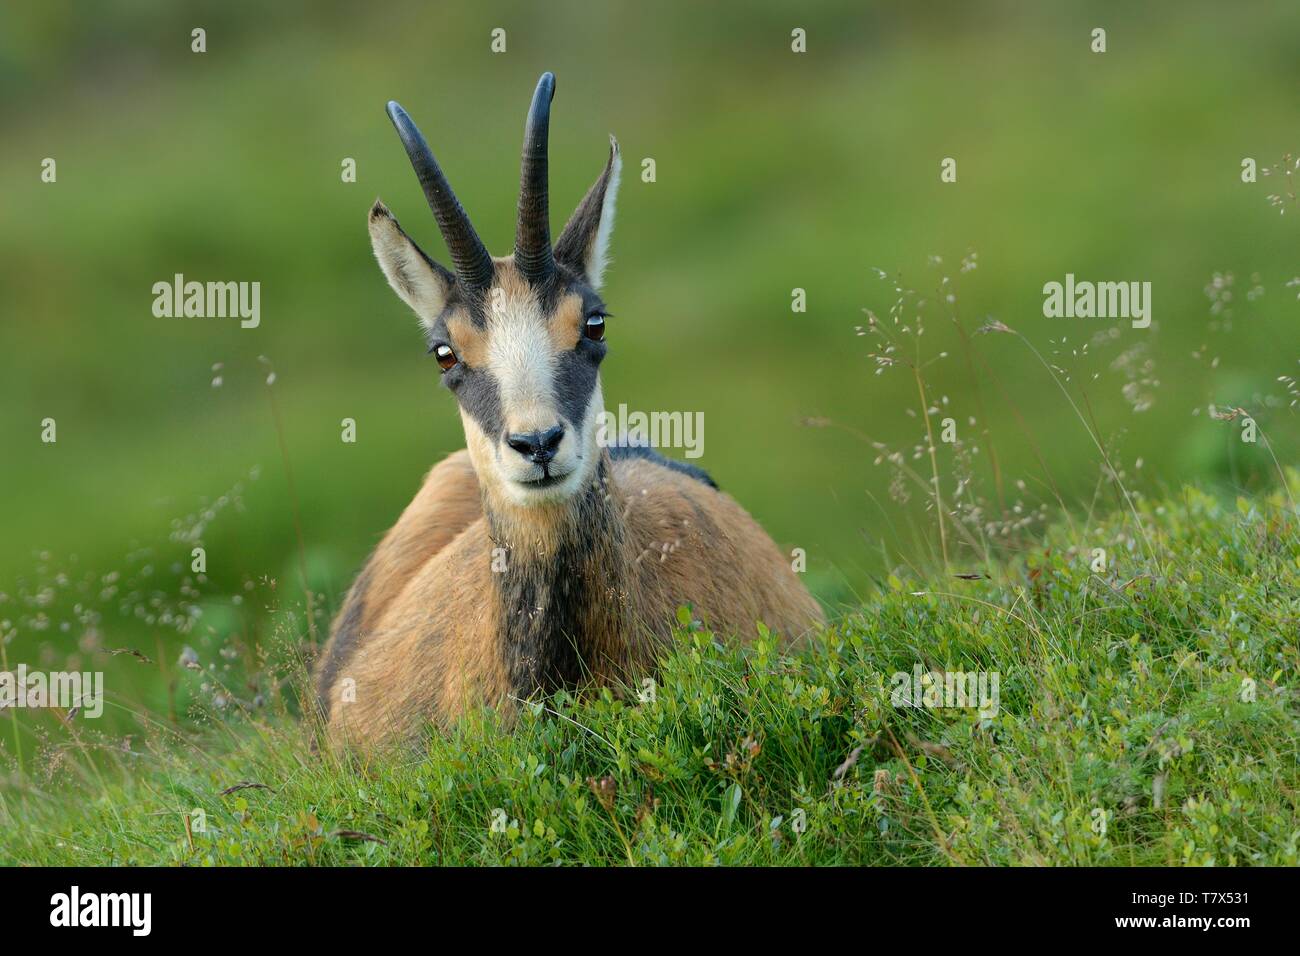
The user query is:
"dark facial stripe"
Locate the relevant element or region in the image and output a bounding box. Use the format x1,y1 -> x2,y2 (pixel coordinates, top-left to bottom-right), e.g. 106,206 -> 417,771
552,345 -> 602,431
452,365 -> 505,440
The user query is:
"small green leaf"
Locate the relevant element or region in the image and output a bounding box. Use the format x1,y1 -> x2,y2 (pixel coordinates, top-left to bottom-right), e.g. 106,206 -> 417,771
722,782 -> 743,827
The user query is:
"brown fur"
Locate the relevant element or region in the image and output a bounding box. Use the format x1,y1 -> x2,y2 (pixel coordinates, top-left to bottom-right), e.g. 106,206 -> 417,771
316,450 -> 823,751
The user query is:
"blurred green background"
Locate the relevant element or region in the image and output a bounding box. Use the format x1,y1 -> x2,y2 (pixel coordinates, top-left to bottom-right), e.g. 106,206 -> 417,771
1,1 -> 1297,730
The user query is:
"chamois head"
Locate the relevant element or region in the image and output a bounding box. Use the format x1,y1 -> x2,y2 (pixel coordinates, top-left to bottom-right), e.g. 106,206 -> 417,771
369,72 -> 622,508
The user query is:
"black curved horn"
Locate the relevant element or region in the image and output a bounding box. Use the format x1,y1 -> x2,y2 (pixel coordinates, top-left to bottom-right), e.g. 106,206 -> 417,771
385,100 -> 494,290
514,72 -> 556,284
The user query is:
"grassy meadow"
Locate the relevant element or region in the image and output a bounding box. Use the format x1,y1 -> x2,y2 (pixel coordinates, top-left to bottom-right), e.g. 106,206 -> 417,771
0,1 -> 1298,864
3,480 -> 1296,865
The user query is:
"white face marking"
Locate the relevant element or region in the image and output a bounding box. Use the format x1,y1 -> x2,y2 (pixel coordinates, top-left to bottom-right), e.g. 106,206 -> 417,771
487,309 -> 557,436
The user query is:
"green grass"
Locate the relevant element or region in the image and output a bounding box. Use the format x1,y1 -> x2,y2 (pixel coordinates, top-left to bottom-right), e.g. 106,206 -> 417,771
2,478 -> 1295,866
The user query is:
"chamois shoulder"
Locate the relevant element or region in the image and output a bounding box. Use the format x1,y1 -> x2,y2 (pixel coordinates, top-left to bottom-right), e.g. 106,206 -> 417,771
613,453 -> 823,642
359,450 -> 481,604
315,449 -> 481,712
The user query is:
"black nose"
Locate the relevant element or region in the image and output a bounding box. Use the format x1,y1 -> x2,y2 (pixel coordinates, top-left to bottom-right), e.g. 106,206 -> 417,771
506,425 -> 565,464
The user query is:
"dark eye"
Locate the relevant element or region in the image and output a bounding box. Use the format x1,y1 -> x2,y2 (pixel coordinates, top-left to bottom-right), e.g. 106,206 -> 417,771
584,314 -> 606,342
432,344 -> 458,371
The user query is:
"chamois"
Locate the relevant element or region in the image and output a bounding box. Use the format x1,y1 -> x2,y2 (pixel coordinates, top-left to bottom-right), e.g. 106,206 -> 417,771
315,73 -> 823,750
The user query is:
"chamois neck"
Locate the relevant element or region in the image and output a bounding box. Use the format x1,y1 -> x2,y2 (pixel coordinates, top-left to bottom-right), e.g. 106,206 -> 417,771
486,452 -> 634,697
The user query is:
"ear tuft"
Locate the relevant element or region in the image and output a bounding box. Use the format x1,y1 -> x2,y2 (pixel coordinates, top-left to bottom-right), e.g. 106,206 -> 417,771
369,198 -> 393,222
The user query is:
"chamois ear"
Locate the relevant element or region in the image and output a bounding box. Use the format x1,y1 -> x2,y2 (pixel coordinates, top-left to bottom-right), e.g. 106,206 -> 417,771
554,137 -> 622,291
368,199 -> 455,326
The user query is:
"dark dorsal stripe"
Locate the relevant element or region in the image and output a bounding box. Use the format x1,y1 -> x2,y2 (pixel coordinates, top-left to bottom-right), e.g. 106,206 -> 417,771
609,443 -> 718,489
